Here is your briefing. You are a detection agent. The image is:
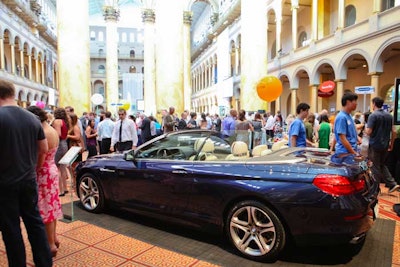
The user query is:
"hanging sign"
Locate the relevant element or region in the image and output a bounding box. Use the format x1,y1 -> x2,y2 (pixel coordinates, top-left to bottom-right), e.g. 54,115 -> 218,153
318,90 -> 334,98
319,81 -> 335,93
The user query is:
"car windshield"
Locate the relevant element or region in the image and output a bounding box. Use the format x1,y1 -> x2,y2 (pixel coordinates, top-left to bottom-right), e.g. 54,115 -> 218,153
134,131 -> 232,161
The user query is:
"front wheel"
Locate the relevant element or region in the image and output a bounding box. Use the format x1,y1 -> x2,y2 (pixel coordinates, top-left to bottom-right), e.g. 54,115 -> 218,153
78,173 -> 105,213
225,200 -> 286,262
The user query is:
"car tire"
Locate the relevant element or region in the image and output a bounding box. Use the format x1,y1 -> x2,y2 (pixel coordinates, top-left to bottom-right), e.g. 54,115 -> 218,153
78,173 -> 105,213
225,200 -> 286,262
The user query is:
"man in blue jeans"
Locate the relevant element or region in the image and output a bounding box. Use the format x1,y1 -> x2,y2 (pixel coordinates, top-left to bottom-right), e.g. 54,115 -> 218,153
331,92 -> 362,165
0,79 -> 52,267
366,96 -> 399,193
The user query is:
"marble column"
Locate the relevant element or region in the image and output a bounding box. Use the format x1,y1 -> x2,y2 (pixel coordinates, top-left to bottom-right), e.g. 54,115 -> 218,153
291,3 -> 298,50
11,43 -> 16,74
311,0 -> 318,40
370,72 -> 381,107
241,0 -> 268,111
19,50 -> 24,77
275,16 -> 282,56
338,0 -> 345,29
35,57 -> 40,83
142,8 -> 156,116
310,84 -> 318,113
41,60 -> 45,84
291,89 -> 297,115
373,0 -> 382,13
57,0 -> 90,115
155,0 -> 185,113
275,96 -> 281,113
183,11 -> 192,112
0,37 -> 4,69
335,79 -> 344,111
104,5 -> 120,113
28,54 -> 32,80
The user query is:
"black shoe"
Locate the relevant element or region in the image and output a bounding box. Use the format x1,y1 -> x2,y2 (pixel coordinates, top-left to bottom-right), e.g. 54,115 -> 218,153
64,190 -> 69,194
389,184 -> 400,193
59,193 -> 65,197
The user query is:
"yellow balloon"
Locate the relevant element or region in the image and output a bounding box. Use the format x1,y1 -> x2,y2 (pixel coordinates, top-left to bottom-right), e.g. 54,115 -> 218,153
256,76 -> 283,102
120,101 -> 130,111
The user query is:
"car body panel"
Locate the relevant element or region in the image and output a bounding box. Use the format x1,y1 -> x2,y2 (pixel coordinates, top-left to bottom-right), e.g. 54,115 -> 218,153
75,130 -> 379,249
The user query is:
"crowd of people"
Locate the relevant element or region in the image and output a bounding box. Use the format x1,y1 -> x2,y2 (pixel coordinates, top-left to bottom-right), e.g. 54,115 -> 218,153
1,76 -> 400,266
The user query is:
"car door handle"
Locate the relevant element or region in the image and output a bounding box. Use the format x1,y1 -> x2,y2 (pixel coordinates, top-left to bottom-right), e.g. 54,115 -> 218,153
100,168 -> 116,173
172,170 -> 187,174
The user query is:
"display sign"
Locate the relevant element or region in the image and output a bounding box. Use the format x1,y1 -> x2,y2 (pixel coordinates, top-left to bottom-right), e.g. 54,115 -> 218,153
319,81 -> 335,93
58,146 -> 82,166
318,90 -> 334,98
355,86 -> 375,94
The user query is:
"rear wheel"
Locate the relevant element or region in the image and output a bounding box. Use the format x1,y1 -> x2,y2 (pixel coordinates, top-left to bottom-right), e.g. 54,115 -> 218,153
225,200 -> 286,262
78,173 -> 105,213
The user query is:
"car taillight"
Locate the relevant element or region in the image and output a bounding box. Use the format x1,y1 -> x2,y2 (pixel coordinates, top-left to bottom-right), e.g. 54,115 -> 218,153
313,174 -> 365,196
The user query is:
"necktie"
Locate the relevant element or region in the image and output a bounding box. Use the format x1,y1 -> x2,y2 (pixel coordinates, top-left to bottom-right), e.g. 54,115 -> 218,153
119,120 -> 123,143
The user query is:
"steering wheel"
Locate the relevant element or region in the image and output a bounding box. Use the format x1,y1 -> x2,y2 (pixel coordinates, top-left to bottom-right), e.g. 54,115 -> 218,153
156,148 -> 170,159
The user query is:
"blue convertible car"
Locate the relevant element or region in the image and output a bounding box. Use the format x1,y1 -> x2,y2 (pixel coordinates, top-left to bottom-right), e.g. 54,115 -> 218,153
75,130 -> 379,262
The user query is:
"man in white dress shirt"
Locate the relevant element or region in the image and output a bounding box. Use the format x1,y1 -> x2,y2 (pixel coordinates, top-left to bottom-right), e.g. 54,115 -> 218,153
110,109 -> 138,152
97,111 -> 115,154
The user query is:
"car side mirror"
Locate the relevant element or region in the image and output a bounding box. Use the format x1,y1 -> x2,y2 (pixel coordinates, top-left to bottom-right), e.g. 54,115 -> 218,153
124,151 -> 135,161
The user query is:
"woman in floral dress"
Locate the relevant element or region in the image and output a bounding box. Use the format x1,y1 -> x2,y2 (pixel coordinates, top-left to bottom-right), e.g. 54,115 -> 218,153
27,106 -> 63,257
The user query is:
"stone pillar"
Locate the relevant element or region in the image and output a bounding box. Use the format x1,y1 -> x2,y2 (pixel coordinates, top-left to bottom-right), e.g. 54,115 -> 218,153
311,0 -> 318,40
291,89 -> 297,115
41,60 -> 45,84
275,16 -> 282,56
57,0 -> 90,115
155,0 -> 185,113
370,72 -> 381,104
373,0 -> 382,13
291,3 -> 298,50
28,54 -> 32,80
335,79 -> 344,111
142,8 -> 156,115
35,57 -> 40,83
19,50 -> 24,77
0,37 -> 4,69
183,11 -> 192,112
104,5 -> 120,113
275,96 -> 281,113
11,43 -> 16,74
338,0 -> 345,29
241,0 -> 268,111
310,84 -> 318,113
235,47 -> 240,75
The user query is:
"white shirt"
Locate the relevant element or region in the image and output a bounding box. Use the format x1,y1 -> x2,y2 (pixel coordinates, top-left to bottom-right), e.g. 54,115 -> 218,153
110,118 -> 138,147
265,115 -> 275,130
98,118 -> 115,140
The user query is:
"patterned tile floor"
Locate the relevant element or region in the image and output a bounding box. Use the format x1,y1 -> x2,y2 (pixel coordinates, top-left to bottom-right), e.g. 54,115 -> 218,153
0,184 -> 399,266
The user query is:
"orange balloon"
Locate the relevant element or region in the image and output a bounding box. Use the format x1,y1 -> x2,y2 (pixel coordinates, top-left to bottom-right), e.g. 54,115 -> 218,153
256,76 -> 283,102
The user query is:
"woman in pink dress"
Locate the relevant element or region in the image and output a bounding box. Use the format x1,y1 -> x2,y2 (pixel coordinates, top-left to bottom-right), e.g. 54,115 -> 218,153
27,106 -> 63,257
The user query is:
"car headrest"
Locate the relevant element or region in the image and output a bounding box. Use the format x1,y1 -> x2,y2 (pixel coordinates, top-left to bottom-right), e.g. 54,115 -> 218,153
194,138 -> 214,153
231,141 -> 249,156
252,144 -> 269,157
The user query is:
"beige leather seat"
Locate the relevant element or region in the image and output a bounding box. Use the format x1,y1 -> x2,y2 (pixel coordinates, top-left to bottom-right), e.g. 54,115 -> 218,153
252,144 -> 269,157
226,141 -> 250,160
190,138 -> 218,161
271,140 -> 289,151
